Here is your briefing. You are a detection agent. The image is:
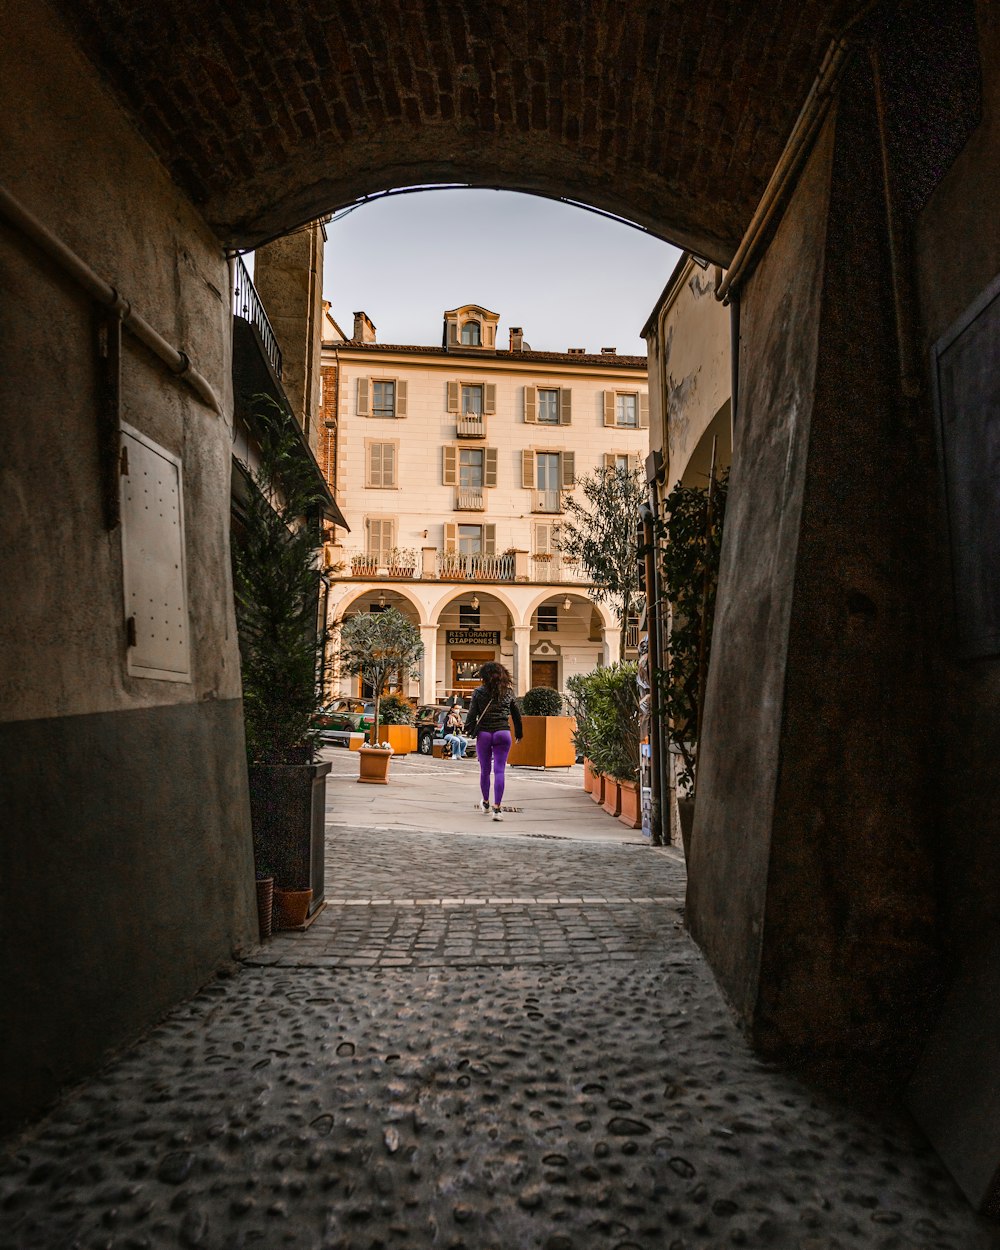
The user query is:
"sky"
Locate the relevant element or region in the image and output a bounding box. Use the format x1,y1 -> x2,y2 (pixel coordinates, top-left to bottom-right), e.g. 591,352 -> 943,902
320,189 -> 680,356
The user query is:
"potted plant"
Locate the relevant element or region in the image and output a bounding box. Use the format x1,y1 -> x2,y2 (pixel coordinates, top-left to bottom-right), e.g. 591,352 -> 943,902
569,664 -> 640,826
376,691 -> 418,754
386,547 -> 417,578
232,395 -> 332,929
508,685 -> 577,768
351,553 -> 378,576
338,607 -> 424,783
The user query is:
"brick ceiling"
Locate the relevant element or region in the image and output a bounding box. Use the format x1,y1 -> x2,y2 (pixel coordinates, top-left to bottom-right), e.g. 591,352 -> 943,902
55,0 -> 863,261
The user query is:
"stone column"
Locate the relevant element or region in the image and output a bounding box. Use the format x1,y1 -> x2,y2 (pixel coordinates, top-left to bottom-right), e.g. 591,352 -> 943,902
602,627 -> 622,667
419,624 -> 438,704
512,625 -> 531,695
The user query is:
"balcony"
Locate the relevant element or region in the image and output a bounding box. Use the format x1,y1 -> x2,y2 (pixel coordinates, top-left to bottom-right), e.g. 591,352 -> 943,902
233,255 -> 282,379
529,556 -> 589,583
455,488 -> 485,511
533,489 -> 562,513
437,551 -> 515,580
456,416 -> 485,438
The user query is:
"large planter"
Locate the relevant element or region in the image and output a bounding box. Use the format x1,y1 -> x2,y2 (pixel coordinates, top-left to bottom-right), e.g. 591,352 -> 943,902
384,724 -> 417,755
274,887 -> 313,930
583,758 -> 596,793
248,761 -> 330,915
590,772 -> 606,805
508,715 -> 577,768
358,746 -> 393,784
618,779 -> 641,829
602,777 -> 622,818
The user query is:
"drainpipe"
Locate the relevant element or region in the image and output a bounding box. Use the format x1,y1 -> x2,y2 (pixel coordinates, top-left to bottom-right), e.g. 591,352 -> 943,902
0,182 -> 222,415
641,498 -> 665,846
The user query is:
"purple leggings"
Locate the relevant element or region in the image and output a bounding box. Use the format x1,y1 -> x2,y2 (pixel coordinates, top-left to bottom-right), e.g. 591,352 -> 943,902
476,730 -> 512,805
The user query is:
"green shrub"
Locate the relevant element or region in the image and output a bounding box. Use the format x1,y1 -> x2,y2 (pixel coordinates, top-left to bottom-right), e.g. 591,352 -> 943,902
567,663 -> 639,782
377,692 -> 416,725
522,686 -> 564,716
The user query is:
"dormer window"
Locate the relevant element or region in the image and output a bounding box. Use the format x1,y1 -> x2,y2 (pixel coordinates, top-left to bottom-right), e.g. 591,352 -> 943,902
461,321 -> 481,346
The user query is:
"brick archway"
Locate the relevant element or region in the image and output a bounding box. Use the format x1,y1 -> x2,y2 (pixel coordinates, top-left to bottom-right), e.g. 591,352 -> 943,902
52,0 -> 860,260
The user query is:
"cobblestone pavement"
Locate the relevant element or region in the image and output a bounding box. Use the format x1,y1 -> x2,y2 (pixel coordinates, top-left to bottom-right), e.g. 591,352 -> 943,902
2,825 -> 998,1250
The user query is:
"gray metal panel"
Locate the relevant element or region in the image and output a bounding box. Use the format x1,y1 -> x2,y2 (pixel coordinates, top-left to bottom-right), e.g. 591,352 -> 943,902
120,425 -> 191,681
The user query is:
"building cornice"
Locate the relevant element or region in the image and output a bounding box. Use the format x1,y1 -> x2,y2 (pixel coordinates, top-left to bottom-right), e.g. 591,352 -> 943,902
323,342 -> 647,378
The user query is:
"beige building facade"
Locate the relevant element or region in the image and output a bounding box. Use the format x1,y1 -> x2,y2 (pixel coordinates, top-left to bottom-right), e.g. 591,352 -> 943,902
323,305 -> 649,702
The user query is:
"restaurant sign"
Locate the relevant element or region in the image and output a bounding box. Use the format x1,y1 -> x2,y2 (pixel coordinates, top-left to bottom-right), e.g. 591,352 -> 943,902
446,630 -> 500,645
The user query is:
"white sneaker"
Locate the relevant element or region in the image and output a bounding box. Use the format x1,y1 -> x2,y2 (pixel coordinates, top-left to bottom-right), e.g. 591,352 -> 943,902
492,806 -> 503,821
479,799 -> 490,814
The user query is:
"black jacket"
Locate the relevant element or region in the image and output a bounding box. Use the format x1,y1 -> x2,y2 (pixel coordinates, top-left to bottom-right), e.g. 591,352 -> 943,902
464,686 -> 523,738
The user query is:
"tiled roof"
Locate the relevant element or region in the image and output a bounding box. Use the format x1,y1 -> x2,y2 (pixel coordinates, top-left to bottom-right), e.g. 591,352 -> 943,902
325,342 -> 647,368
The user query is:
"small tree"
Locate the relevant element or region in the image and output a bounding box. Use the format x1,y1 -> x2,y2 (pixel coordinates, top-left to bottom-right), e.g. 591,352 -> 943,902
521,686 -> 563,716
567,664 -> 639,782
656,469 -> 729,790
558,463 -> 646,659
338,608 -> 423,745
233,395 -> 328,765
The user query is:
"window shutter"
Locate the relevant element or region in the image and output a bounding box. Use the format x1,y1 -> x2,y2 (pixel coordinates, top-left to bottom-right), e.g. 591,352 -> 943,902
484,382 -> 496,414
449,322 -> 458,346
535,522 -> 551,554
367,443 -> 380,487
524,386 -> 537,423
484,447 -> 498,488
559,388 -> 572,424
603,452 -> 615,471
561,451 -> 576,487
639,393 -> 649,428
396,380 -> 407,417
443,445 -> 458,485
631,452 -> 642,473
483,524 -> 496,554
384,444 -> 397,487
443,522 -> 459,554
358,377 -> 370,416
521,449 -> 535,489
447,381 -> 460,413
603,390 -> 615,426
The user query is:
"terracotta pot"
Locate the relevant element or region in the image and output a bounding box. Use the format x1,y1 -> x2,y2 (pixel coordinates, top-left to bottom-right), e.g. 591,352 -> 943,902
618,780 -> 641,829
583,758 -> 596,793
273,887 -> 312,929
602,777 -> 622,818
590,772 -> 605,804
358,746 -> 393,784
255,876 -> 274,941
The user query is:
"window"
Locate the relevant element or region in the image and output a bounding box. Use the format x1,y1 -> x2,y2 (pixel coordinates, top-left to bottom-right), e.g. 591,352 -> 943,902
459,603 -> 481,629
616,393 -> 638,427
525,385 -> 571,424
458,524 -> 484,555
459,447 -> 484,489
461,321 -> 481,346
521,450 -> 576,510
462,384 -> 483,415
365,517 -> 396,563
537,605 -> 559,632
537,388 -> 559,424
366,441 -> 397,488
373,380 -> 396,417
606,452 -> 632,472
358,376 -> 407,418
604,389 -> 648,428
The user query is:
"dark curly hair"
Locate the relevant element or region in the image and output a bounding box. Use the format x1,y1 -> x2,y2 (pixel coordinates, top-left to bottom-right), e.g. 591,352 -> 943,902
479,661 -> 513,700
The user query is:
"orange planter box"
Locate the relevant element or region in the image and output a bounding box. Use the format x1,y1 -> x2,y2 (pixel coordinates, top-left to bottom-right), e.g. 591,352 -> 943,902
618,779 -> 641,829
590,773 -> 605,804
384,724 -> 417,755
508,716 -> 577,768
602,777 -> 622,818
583,758 -> 596,792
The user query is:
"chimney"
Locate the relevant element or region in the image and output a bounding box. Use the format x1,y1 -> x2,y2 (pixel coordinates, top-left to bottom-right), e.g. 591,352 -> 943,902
353,311 -> 377,343
568,347 -> 586,355
509,326 -> 524,352
601,346 -> 617,355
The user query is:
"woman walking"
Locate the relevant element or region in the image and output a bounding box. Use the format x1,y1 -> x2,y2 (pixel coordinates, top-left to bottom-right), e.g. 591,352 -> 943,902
464,661 -> 523,820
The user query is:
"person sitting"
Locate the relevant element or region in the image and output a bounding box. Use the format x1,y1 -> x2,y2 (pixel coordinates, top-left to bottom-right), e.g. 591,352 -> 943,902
443,704 -> 466,759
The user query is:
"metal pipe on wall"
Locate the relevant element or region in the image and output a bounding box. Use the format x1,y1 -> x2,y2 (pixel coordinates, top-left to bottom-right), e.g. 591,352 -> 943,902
0,183 -> 222,415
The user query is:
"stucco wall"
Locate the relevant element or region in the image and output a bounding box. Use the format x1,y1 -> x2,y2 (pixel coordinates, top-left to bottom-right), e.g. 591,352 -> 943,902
0,0 -> 256,1133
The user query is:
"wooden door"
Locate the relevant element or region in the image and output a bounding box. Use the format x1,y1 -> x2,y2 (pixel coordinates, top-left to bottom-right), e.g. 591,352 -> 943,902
531,660 -> 559,689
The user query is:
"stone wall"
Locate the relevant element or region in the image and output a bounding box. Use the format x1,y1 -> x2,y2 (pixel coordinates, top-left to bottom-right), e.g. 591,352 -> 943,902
0,0 -> 257,1134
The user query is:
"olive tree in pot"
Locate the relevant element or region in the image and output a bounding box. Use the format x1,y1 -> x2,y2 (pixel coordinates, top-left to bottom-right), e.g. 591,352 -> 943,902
338,608 -> 423,783
570,664 -> 641,826
232,396 -> 331,929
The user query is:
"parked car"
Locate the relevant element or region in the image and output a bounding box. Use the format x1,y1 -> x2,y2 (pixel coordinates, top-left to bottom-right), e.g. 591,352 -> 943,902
415,703 -> 473,756
313,699 -> 375,739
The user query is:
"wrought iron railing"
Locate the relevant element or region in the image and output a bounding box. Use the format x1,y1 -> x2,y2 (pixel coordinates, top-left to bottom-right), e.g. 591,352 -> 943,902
233,256 -> 282,379
455,488 -> 485,511
533,489 -> 562,513
529,557 -> 587,582
456,416 -> 486,438
438,552 -> 515,580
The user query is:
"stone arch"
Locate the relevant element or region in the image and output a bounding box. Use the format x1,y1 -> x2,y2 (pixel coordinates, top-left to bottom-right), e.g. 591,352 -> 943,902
679,399 -> 733,488
332,582 -> 430,627
428,585 -> 524,629
521,588 -> 616,634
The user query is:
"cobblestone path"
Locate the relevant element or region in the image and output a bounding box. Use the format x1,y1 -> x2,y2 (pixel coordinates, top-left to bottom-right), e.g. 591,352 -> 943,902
1,827 -> 997,1250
